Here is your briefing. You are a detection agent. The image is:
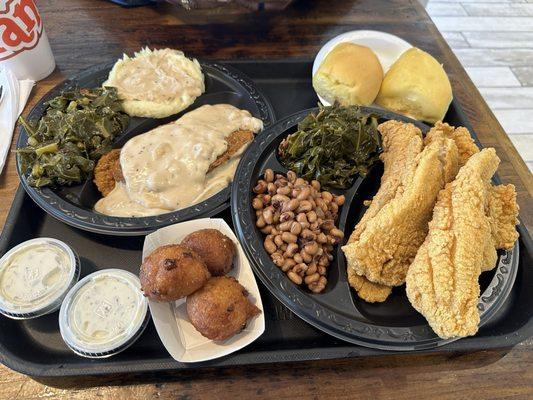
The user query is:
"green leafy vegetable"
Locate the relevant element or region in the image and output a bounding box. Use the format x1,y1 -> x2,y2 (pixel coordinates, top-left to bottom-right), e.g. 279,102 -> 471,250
278,105 -> 381,190
17,87 -> 129,187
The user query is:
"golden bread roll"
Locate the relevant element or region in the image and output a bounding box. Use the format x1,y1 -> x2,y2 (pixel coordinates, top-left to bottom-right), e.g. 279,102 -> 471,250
313,43 -> 383,106
375,48 -> 453,124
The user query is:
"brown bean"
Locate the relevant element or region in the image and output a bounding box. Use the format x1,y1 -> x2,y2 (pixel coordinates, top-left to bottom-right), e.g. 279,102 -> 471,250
281,232 -> 297,243
309,222 -> 319,231
279,211 -> 295,223
267,182 -> 277,196
316,233 -> 328,244
300,250 -> 313,263
301,229 -> 316,240
253,180 -> 267,194
273,211 -> 280,223
264,168 -> 274,182
290,221 -> 302,235
297,187 -> 311,200
315,207 -> 325,219
252,197 -> 263,210
282,199 -> 299,212
329,202 -> 338,214
271,228 -> 279,236
305,273 -> 320,285
279,243 -> 287,252
306,262 -> 317,275
299,221 -> 310,230
263,194 -> 271,204
296,213 -> 308,223
321,191 -> 333,203
304,241 -> 319,255
293,253 -> 303,264
311,180 -> 321,190
285,242 -> 299,257
335,195 -> 345,206
264,238 -> 276,254
260,226 -> 273,235
281,258 -> 295,272
318,255 -> 329,266
330,228 -> 344,238
287,171 -> 297,183
293,263 -> 308,276
256,215 -> 266,228
278,221 -> 292,231
294,178 -> 306,187
321,220 -> 335,231
287,271 -> 302,285
274,235 -> 284,247
263,208 -> 274,224
318,265 -> 327,275
277,186 -> 291,196
307,210 -> 317,223
272,194 -> 290,208
271,252 -> 284,267
297,200 -> 312,213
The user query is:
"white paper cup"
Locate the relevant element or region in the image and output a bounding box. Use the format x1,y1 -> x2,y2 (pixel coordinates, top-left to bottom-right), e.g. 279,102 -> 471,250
0,0 -> 55,81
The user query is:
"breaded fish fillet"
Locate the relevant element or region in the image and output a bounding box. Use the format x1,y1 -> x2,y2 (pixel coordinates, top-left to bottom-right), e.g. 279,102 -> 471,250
344,121 -> 423,302
405,149 -> 519,339
343,126 -> 459,289
94,130 -> 254,197
424,121 -> 479,167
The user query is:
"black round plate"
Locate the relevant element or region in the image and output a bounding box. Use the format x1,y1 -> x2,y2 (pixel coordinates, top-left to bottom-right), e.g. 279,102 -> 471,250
16,61 -> 276,236
231,107 -> 519,350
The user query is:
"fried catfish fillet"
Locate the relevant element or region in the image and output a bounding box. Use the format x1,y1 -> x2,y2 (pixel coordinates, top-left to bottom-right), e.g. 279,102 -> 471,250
344,121 -> 423,302
424,121 -> 479,167
342,123 -> 459,289
405,149 -> 519,339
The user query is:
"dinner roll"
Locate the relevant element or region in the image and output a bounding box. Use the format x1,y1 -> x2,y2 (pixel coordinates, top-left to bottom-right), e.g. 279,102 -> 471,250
313,43 -> 383,106
375,48 -> 453,124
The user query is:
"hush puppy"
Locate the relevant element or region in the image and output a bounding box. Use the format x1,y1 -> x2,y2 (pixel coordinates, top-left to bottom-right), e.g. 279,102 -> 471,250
140,244 -> 210,301
181,229 -> 236,276
186,276 -> 261,341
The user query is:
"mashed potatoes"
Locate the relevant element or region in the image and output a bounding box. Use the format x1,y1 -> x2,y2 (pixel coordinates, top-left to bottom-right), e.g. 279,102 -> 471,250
104,48 -> 204,118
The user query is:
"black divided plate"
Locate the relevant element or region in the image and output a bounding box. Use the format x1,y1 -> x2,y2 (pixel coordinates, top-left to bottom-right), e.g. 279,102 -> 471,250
0,60 -> 531,377
231,106 -> 520,351
16,61 -> 276,236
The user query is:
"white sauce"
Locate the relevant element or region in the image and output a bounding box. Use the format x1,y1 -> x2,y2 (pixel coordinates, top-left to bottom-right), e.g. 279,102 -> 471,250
95,104 -> 263,217
0,242 -> 73,313
69,274 -> 142,345
106,48 -> 204,103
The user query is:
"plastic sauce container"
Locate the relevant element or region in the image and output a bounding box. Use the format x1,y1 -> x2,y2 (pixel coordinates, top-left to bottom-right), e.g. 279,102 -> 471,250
0,238 -> 80,319
59,269 -> 149,358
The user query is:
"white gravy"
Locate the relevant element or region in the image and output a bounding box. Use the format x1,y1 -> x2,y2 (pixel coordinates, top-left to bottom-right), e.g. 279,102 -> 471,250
94,104 -> 262,217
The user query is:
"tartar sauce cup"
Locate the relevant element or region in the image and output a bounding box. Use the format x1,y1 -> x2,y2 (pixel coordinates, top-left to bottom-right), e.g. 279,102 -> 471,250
59,269 -> 149,358
0,238 -> 80,319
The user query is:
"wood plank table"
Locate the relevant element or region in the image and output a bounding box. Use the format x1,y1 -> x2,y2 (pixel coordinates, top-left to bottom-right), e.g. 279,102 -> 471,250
1,0 -> 532,399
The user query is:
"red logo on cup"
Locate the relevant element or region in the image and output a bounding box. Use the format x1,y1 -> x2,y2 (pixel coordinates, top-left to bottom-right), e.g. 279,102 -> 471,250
0,0 -> 43,61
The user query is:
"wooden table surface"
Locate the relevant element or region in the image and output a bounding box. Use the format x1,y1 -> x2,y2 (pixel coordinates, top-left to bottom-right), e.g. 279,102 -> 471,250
0,0 -> 531,399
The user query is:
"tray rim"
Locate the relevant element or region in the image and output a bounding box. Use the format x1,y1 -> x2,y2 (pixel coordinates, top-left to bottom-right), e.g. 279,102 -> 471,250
231,106 -> 522,351
15,60 -> 276,236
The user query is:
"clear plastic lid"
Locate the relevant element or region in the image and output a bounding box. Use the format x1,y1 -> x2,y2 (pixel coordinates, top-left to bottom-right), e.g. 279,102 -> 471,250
0,238 -> 80,319
59,269 -> 149,358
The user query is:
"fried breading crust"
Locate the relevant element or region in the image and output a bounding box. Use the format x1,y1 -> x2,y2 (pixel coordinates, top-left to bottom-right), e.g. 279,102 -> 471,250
424,122 -> 479,167
343,131 -> 459,288
405,149 -> 518,339
93,149 -> 122,197
345,120 -> 423,302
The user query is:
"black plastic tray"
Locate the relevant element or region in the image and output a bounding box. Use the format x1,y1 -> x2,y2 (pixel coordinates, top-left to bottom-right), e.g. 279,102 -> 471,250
0,60 -> 531,377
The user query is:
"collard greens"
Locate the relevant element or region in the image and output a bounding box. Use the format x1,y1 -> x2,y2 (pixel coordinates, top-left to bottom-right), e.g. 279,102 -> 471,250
278,105 -> 381,189
17,87 -> 129,187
